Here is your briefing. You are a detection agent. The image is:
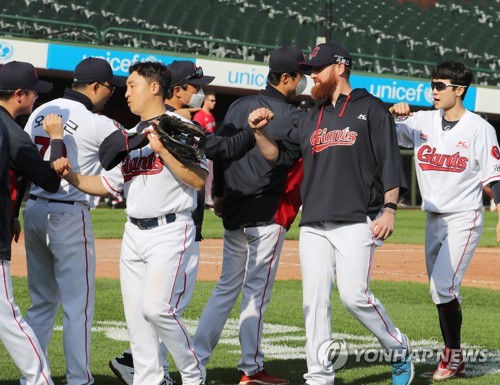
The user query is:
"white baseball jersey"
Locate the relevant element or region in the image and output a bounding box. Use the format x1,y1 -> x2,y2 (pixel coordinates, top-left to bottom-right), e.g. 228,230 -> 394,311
396,109 -> 500,213
25,98 -> 122,205
101,111 -> 208,218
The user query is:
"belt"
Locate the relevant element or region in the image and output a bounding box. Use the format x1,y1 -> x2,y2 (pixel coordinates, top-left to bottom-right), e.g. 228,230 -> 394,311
129,213 -> 177,230
29,194 -> 75,205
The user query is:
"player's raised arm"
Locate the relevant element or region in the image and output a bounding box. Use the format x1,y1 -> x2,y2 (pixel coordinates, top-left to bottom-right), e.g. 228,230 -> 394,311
248,107 -> 279,163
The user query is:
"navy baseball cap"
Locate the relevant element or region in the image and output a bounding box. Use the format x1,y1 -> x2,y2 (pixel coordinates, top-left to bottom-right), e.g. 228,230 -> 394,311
167,60 -> 214,89
298,43 -> 352,70
269,46 -> 307,73
0,61 -> 53,93
73,57 -> 126,87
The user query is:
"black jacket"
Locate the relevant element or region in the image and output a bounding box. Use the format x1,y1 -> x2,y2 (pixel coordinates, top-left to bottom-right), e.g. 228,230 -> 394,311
0,119 -> 11,261
214,85 -> 306,230
0,107 -> 61,261
278,88 -> 406,225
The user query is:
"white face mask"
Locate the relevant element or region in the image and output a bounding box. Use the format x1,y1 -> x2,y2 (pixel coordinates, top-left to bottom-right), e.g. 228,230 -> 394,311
187,88 -> 205,108
293,76 -> 308,96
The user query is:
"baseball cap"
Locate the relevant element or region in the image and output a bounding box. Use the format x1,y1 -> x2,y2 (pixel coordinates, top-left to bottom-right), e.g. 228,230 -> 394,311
73,57 -> 126,87
0,61 -> 53,93
269,46 -> 307,73
298,43 -> 352,70
167,60 -> 214,89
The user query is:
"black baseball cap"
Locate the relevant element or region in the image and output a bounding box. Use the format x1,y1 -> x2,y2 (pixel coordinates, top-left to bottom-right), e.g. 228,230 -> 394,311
298,43 -> 352,70
167,60 -> 214,88
0,61 -> 53,93
73,57 -> 126,87
269,46 -> 307,73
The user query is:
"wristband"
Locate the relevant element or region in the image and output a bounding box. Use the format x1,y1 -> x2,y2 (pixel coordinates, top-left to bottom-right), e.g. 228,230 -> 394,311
384,202 -> 398,211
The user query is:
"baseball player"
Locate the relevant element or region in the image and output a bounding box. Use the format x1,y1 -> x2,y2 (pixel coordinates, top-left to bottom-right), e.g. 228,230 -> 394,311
0,61 -> 63,385
22,57 -> 125,385
103,61 -> 256,385
247,43 -> 414,385
54,61 -> 208,385
389,61 -> 500,381
193,46 -> 308,385
107,60 -> 215,385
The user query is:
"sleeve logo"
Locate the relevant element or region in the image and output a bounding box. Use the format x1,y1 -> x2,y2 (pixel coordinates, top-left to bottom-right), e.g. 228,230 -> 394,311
491,145 -> 500,160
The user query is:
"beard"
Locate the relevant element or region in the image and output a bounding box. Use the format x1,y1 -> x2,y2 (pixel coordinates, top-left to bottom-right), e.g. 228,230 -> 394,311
311,71 -> 337,100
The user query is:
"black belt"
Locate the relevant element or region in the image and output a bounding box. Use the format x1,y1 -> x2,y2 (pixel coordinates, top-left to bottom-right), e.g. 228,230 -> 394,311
129,213 -> 177,230
29,194 -> 75,205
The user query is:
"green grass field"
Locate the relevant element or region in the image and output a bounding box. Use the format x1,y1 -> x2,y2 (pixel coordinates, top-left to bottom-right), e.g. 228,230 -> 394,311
83,207 -> 500,246
3,208 -> 499,384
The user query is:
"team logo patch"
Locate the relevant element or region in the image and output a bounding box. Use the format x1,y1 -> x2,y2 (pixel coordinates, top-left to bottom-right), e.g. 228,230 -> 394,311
311,46 -> 320,57
456,141 -> 468,148
310,127 -> 358,153
417,145 -> 468,172
357,114 -> 367,120
419,133 -> 429,141
491,145 -> 500,160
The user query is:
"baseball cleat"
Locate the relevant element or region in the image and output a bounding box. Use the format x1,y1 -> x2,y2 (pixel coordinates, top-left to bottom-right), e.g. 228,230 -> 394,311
110,352 -> 178,385
109,352 -> 134,385
239,369 -> 288,385
432,347 -> 466,381
391,334 -> 414,385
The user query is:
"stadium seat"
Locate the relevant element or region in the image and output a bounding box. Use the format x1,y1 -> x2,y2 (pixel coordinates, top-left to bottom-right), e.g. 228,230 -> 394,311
1,0 -> 498,82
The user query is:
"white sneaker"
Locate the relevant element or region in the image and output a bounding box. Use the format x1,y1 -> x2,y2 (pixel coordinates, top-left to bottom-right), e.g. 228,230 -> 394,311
109,352 -> 178,385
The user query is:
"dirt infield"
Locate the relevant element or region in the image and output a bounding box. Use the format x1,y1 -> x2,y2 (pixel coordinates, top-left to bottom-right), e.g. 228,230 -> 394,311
9,238 -> 500,290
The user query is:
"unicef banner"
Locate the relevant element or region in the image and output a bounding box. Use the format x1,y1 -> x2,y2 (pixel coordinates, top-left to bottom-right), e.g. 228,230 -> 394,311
0,38 -> 48,67
47,44 -> 190,77
196,58 -> 476,110
351,75 -> 476,110
196,58 -> 268,90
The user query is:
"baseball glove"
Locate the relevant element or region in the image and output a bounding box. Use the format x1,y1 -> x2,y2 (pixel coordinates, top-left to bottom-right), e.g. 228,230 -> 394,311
153,114 -> 206,164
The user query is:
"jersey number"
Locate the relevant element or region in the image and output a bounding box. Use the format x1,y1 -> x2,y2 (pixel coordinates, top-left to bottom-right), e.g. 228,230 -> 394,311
34,136 -> 67,158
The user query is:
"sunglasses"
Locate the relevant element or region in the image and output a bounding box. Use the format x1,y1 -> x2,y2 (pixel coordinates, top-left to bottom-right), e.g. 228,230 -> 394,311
98,82 -> 115,95
171,66 -> 204,89
430,81 -> 467,91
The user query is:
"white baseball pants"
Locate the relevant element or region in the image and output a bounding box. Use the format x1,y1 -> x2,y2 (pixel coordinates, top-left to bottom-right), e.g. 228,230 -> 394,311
299,220 -> 408,385
194,224 -> 286,375
425,210 -> 483,304
120,215 -> 204,385
0,260 -> 53,385
23,199 -> 95,385
126,243 -> 200,375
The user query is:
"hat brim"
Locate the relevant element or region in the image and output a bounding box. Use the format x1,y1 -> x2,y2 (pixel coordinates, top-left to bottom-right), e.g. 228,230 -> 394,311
187,75 -> 215,86
297,59 -> 332,71
109,76 -> 127,87
31,80 -> 53,94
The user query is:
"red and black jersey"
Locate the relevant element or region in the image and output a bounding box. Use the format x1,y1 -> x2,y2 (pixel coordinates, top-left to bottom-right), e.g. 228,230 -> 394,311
0,106 -> 62,261
215,85 -> 307,230
278,88 -> 406,225
0,120 -> 11,261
